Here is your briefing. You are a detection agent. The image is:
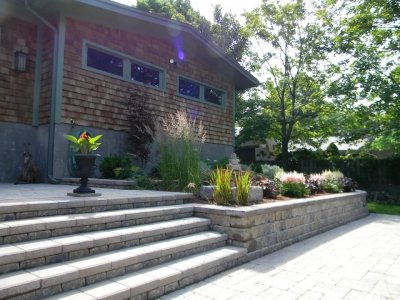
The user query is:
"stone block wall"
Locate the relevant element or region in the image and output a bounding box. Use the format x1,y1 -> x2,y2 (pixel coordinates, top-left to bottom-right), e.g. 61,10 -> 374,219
194,191 -> 369,261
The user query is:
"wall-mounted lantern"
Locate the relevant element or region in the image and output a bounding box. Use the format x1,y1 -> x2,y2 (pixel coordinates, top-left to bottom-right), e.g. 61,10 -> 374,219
169,59 -> 178,66
14,51 -> 28,72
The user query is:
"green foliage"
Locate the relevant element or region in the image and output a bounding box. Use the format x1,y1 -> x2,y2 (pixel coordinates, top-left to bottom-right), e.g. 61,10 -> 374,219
116,154 -> 134,179
121,86 -> 155,166
279,181 -> 310,198
135,0 -> 249,63
325,142 -> 341,157
129,173 -> 155,190
367,203 -> 400,216
239,0 -> 335,170
250,163 -> 262,174
153,109 -> 206,191
209,167 -> 233,205
99,153 -> 135,179
323,0 -> 400,148
99,154 -> 124,178
234,170 -> 252,206
324,182 -> 343,193
64,132 -> 102,154
213,157 -> 230,170
322,170 -> 344,181
261,164 -> 284,179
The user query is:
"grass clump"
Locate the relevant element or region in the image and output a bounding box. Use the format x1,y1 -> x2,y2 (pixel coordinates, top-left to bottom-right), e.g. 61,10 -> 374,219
234,170 -> 252,206
153,109 -> 206,192
209,167 -> 233,205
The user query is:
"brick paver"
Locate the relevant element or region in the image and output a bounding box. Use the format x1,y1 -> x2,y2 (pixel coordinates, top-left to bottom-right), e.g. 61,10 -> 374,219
160,214 -> 400,300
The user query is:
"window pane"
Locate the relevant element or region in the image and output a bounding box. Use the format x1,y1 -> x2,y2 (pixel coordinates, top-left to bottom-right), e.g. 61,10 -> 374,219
179,79 -> 200,99
131,63 -> 160,87
87,47 -> 123,76
204,87 -> 223,105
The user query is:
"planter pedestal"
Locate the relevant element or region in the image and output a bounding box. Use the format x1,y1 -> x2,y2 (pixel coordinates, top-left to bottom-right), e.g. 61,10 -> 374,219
67,154 -> 101,196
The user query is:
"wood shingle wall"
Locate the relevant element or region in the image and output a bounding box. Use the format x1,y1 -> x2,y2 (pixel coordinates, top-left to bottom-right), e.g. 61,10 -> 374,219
61,18 -> 234,146
0,17 -> 37,125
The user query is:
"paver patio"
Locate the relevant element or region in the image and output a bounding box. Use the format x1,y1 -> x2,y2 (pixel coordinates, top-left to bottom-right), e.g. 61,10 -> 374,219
160,213 -> 400,300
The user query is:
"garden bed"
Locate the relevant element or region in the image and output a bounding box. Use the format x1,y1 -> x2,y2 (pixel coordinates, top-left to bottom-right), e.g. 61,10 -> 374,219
192,191 -> 368,261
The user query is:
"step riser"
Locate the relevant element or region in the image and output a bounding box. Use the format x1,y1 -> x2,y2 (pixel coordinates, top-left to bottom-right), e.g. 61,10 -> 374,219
0,194 -> 193,222
0,211 -> 195,245
1,226 -> 212,277
6,241 -> 229,300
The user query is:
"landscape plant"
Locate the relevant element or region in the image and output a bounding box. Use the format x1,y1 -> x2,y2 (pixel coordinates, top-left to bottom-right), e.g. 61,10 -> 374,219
277,171 -> 309,197
209,167 -> 233,205
234,169 -> 252,205
64,131 -> 102,154
153,109 -> 206,192
261,164 -> 284,179
305,173 -> 325,194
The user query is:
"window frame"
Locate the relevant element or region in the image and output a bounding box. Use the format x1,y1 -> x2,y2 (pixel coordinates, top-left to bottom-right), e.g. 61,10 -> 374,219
177,75 -> 227,108
82,40 -> 166,91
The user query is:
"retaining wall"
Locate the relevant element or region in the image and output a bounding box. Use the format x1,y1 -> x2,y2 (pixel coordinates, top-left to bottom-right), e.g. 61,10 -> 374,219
193,191 -> 368,261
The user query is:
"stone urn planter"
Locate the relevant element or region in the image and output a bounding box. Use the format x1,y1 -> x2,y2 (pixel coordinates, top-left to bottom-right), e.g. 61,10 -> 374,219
72,154 -> 100,194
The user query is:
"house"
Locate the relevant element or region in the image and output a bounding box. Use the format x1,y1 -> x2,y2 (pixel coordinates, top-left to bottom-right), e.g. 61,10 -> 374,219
235,139 -> 277,164
0,0 -> 259,182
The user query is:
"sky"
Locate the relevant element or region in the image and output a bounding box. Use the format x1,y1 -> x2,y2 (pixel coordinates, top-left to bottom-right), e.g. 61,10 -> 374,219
112,0 -> 262,23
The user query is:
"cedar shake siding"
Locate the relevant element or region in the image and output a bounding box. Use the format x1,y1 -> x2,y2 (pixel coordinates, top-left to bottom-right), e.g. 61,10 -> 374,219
0,16 -> 37,125
61,18 -> 234,146
0,0 -> 258,182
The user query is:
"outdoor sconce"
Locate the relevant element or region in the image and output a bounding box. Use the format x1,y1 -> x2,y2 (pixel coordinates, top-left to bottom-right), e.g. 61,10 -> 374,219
14,51 -> 28,72
169,59 -> 178,66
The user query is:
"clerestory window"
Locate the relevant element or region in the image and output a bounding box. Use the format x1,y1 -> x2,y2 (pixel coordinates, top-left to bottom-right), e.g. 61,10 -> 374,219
177,76 -> 226,108
83,40 -> 165,90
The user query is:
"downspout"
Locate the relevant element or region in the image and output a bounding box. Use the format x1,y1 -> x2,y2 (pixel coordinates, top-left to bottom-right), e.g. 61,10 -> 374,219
25,0 -> 59,183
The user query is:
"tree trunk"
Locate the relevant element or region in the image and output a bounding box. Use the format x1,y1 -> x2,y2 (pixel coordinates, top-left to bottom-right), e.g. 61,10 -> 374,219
281,137 -> 289,171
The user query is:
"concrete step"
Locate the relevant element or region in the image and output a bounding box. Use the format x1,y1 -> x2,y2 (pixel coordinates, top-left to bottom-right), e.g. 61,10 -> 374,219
0,232 -> 230,299
0,204 -> 196,245
41,246 -> 247,300
0,190 -> 194,222
0,217 -> 212,274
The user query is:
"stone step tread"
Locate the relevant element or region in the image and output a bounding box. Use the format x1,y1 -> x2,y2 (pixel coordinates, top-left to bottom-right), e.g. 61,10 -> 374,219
0,192 -> 193,214
42,246 -> 247,300
0,217 -> 212,267
0,234 -> 231,299
0,204 -> 195,237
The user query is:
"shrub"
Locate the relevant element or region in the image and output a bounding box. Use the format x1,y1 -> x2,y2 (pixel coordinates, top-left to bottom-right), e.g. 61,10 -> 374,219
322,170 -> 344,182
280,181 -> 310,197
338,177 -> 359,192
209,167 -> 233,205
305,173 -> 325,195
253,178 -> 279,199
121,86 -> 155,166
277,171 -> 309,197
234,170 -> 252,206
99,154 -> 124,178
324,182 -> 343,193
153,109 -> 206,191
261,164 -> 284,179
325,142 -> 341,157
213,157 -> 230,169
250,163 -> 262,173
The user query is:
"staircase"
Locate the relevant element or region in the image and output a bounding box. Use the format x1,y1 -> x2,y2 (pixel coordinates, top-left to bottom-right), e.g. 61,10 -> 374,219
0,190 -> 247,299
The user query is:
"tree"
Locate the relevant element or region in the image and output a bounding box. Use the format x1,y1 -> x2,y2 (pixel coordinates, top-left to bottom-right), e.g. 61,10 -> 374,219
239,0 -> 334,170
323,0 -> 400,149
135,0 -> 250,63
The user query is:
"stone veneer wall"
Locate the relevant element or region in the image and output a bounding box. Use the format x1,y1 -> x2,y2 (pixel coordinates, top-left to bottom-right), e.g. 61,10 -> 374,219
194,191 -> 368,261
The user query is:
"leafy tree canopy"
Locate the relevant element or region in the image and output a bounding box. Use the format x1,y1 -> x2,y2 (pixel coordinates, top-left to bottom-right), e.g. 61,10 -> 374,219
135,0 -> 250,62
237,0 -> 335,170
322,0 -> 400,151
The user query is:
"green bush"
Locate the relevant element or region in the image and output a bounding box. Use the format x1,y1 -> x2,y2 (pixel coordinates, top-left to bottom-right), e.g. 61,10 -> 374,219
261,164 -> 284,179
250,163 -> 262,173
129,174 -> 155,190
99,154 -> 124,178
234,170 -> 252,206
324,182 -> 343,193
213,157 -> 230,169
280,181 -> 310,198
